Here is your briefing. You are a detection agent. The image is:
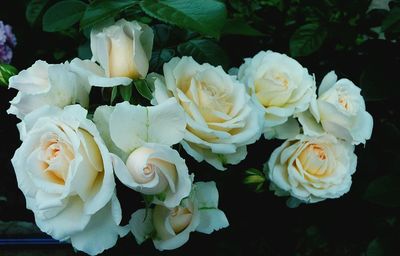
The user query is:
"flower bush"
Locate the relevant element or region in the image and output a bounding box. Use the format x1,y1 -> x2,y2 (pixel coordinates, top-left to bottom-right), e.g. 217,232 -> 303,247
1,0 -> 399,255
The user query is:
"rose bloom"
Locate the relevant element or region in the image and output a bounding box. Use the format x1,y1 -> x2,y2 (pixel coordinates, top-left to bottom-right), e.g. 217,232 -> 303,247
153,56 -> 262,170
93,98 -> 191,207
72,19 -> 153,88
130,181 -> 229,251
11,105 -> 127,255
7,60 -> 90,119
267,134 -> 357,204
297,71 -> 373,145
238,50 -> 316,139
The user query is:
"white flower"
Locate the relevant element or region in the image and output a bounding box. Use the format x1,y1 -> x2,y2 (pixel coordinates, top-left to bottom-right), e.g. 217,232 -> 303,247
70,19 -> 154,88
267,134 -> 357,204
11,105 -> 127,255
7,60 -> 90,119
153,56 -> 262,171
238,50 -> 316,139
130,181 -> 229,251
297,71 -> 373,145
93,98 -> 191,207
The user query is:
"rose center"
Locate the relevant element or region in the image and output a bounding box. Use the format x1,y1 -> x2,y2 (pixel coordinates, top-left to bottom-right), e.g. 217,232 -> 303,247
169,206 -> 193,234
298,144 -> 330,176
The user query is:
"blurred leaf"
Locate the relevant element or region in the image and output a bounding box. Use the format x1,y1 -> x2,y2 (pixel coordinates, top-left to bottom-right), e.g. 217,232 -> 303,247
42,0 -> 87,32
140,0 -> 227,38
150,48 -> 175,71
290,23 -> 327,57
382,7 -> 400,34
222,18 -> 265,36
119,84 -> 133,102
0,221 -> 41,235
367,239 -> 384,256
80,0 -> 136,30
152,24 -> 172,47
365,174 -> 400,207
0,64 -> 18,87
26,0 -> 50,26
134,79 -> 153,100
177,39 -> 229,68
78,41 -> 92,59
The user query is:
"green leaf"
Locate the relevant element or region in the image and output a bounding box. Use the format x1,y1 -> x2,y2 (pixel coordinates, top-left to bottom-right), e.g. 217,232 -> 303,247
110,86 -> 118,104
150,48 -> 175,72
80,0 -> 136,30
42,0 -> 87,32
140,0 -> 227,38
177,39 -> 229,68
364,174 -> 400,207
78,41 -> 92,59
0,64 -> 18,87
222,19 -> 265,37
119,84 -> 133,102
134,79 -> 153,101
382,8 -> 400,34
26,0 -> 50,26
290,23 -> 327,57
367,238 -> 385,256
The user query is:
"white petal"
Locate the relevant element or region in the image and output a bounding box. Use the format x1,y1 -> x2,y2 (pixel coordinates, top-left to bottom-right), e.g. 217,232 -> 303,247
148,98 -> 187,146
196,209 -> 229,234
129,208 -> 154,245
70,194 -> 128,256
35,197 -> 90,241
109,102 -> 147,152
297,111 -> 325,136
194,181 -> 219,208
264,117 -> 300,140
318,71 -> 337,96
351,111 -> 373,145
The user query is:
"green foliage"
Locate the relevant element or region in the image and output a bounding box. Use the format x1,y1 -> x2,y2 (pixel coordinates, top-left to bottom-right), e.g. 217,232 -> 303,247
364,174 -> 400,207
134,79 -> 153,101
290,23 -> 328,57
26,0 -> 50,26
140,0 -> 227,38
222,18 -> 265,36
0,64 -> 18,87
42,0 -> 87,32
177,39 -> 229,68
243,168 -> 266,192
80,0 -> 137,30
119,84 -> 133,102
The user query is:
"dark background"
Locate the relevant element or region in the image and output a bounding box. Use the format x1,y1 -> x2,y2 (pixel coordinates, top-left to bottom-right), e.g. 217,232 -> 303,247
1,0 -> 400,255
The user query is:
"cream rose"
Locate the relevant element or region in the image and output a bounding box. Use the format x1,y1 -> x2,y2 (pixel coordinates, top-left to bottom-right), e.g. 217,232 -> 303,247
93,98 -> 191,207
71,19 -> 153,88
130,181 -> 229,251
297,71 -> 373,145
11,105 -> 127,255
7,60 -> 90,119
267,134 -> 357,204
152,56 -> 262,170
238,50 -> 316,139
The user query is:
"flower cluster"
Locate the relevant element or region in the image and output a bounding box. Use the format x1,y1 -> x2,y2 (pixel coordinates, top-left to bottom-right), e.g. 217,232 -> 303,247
7,18 -> 372,255
0,21 -> 16,64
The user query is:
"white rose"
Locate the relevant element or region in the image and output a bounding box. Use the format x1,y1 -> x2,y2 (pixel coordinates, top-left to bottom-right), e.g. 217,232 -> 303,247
7,60 -> 90,119
153,57 -> 262,171
130,181 -> 229,251
71,19 -> 154,88
297,71 -> 373,145
238,50 -> 316,139
267,134 -> 357,205
11,105 -> 127,255
93,98 -> 191,207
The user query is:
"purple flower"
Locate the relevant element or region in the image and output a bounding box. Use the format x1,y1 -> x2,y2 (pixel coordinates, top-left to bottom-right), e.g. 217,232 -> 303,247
0,21 -> 16,63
